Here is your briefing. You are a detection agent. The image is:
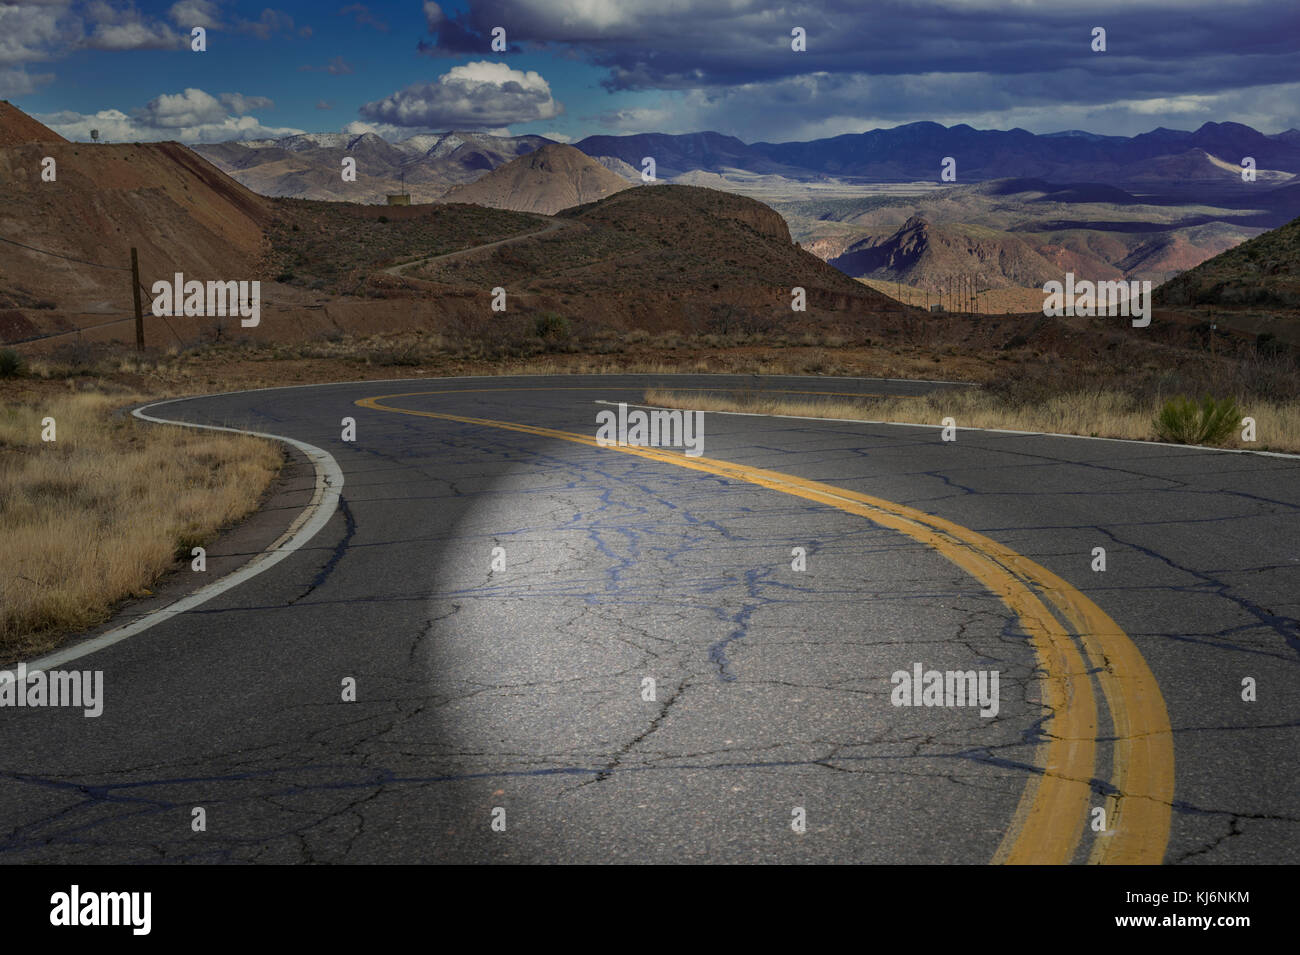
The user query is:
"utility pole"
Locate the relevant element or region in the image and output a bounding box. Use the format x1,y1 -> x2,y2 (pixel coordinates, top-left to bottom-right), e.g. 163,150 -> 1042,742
130,246 -> 144,351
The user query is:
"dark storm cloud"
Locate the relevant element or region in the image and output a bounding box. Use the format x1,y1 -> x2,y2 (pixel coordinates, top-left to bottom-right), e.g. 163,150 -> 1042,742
420,1 -> 521,56
421,0 -> 1300,105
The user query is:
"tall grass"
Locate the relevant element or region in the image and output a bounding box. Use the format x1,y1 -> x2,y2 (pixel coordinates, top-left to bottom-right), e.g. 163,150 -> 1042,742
644,387 -> 1300,452
0,393 -> 281,659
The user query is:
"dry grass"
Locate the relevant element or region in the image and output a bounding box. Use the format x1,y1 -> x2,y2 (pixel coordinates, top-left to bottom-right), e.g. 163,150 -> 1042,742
644,387 -> 1300,453
0,392 -> 281,660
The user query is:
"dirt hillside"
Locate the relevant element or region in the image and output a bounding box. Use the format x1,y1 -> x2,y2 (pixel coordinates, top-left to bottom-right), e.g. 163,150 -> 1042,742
0,100 -> 68,146
0,138 -> 272,323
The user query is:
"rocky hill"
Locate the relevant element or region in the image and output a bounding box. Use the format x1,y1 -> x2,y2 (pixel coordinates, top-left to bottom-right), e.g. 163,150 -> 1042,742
830,216 -> 1100,290
441,143 -> 634,215
1157,213 -> 1300,308
402,184 -> 904,335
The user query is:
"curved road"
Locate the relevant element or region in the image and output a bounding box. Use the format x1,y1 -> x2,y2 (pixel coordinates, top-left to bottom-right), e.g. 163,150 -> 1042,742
1,374 -> 1296,863
382,215 -> 578,277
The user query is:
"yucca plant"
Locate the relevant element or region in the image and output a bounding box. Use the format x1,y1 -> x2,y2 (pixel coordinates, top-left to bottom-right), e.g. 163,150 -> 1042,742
1154,394 -> 1242,446
0,348 -> 24,379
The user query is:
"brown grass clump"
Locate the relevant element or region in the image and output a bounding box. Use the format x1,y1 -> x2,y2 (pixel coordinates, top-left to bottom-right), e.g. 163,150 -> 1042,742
0,393 -> 281,660
644,387 -> 1300,453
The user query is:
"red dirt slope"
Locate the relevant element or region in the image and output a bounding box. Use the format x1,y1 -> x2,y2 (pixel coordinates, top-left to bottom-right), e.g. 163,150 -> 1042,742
0,100 -> 68,146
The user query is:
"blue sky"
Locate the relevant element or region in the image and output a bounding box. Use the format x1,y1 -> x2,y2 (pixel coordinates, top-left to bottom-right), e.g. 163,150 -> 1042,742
4,0 -> 1299,145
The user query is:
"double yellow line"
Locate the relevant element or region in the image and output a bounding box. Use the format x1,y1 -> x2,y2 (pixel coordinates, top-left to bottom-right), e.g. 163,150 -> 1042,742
357,390 -> 1175,864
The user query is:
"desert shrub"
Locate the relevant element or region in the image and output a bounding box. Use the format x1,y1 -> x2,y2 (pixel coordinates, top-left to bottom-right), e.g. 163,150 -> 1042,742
48,341 -> 98,375
1256,333 -> 1286,358
0,348 -> 24,378
534,312 -> 571,341
1154,394 -> 1242,446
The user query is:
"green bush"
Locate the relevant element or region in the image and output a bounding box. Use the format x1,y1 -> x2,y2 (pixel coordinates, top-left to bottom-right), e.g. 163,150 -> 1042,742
533,312 -> 571,341
1154,394 -> 1242,446
0,348 -> 24,378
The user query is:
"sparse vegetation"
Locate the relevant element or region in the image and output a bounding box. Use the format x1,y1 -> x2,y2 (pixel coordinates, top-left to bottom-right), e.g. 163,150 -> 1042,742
265,199 -> 538,294
534,312 -> 571,342
0,392 -> 281,659
1154,394 -> 1242,446
643,384 -> 1299,452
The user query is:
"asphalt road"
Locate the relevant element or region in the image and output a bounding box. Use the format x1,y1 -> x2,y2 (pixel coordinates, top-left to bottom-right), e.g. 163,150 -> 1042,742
1,374 -> 1296,864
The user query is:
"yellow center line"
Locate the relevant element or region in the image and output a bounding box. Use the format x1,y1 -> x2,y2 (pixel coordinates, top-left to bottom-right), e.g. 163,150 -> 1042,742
355,390 -> 1174,864
367,386 -> 893,398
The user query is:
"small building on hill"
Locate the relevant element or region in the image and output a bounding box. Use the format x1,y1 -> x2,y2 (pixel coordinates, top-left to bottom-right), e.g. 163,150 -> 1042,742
386,193 -> 411,206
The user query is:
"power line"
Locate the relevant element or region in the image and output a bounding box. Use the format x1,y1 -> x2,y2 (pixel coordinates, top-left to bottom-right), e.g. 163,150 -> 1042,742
0,235 -> 191,347
0,233 -> 131,271
135,277 -> 186,347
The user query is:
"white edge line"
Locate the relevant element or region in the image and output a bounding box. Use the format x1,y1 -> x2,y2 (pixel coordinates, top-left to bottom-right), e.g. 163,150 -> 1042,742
600,399 -> 1300,460
1,397 -> 344,680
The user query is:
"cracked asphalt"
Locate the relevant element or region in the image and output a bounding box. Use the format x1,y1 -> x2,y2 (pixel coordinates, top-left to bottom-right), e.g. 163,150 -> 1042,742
1,374 -> 1296,863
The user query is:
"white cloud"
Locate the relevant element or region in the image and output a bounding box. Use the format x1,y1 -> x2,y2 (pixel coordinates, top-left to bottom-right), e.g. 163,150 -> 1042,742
0,1 -> 71,65
135,87 -> 228,127
38,86 -> 301,143
219,92 -> 274,115
167,0 -> 223,29
237,8 -> 294,40
423,1 -> 444,31
82,1 -> 185,50
360,60 -> 562,129
0,67 -> 55,97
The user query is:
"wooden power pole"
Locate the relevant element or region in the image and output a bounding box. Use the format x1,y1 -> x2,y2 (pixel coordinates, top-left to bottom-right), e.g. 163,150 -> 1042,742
130,247 -> 144,351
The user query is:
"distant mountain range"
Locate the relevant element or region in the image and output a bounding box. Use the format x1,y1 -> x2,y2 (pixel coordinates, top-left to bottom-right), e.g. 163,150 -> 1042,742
572,121 -> 1300,185
191,120 -> 1300,207
181,119 -> 1300,297
192,130 -> 553,204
